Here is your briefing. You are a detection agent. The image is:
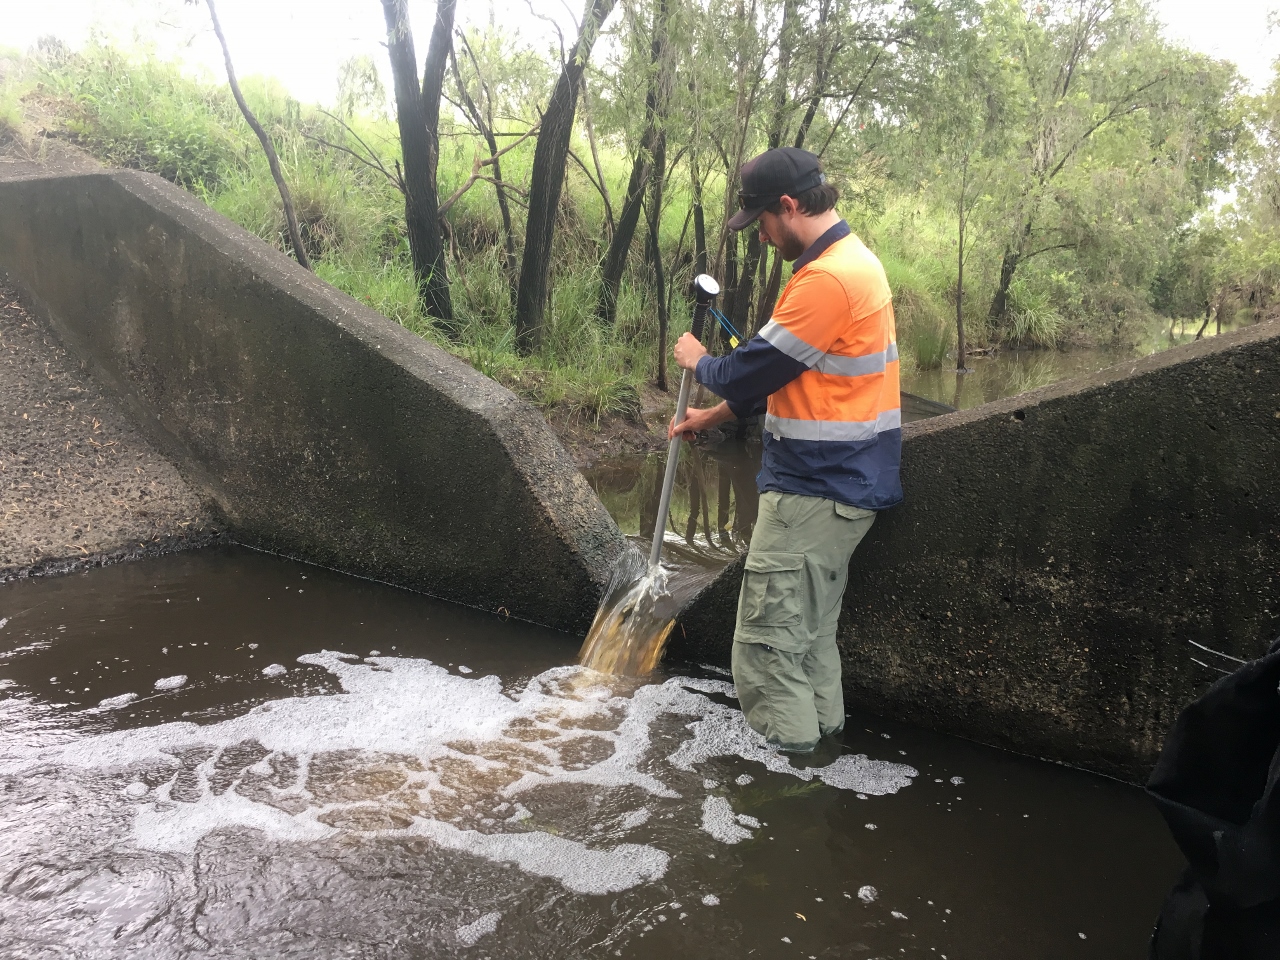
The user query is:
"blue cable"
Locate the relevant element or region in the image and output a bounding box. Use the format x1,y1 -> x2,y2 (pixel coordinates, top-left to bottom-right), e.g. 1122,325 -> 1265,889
709,307 -> 743,344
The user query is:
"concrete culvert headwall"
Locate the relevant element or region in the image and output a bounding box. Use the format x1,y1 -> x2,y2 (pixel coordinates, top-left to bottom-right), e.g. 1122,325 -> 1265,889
674,322 -> 1280,782
0,170 -> 625,632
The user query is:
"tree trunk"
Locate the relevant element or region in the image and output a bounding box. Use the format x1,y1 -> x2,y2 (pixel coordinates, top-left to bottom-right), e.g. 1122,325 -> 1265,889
747,0 -> 793,330
691,152 -> 708,277
597,140 -> 656,324
956,192 -> 968,371
206,0 -> 310,271
647,127 -> 669,390
987,247 -> 1021,323
734,229 -> 763,336
515,0 -> 618,355
719,233 -> 740,351
758,255 -> 783,324
595,0 -> 671,326
767,0 -> 799,151
1194,301 -> 1211,340
791,0 -> 833,150
381,0 -> 455,333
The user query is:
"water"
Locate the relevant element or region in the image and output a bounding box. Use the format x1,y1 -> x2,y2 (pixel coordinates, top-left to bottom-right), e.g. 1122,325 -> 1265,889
0,547 -> 1183,957
902,315 -> 1250,412
577,546 -> 678,677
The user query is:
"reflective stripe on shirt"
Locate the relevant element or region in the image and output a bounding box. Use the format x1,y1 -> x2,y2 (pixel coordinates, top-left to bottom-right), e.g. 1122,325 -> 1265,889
759,319 -> 898,378
764,408 -> 902,442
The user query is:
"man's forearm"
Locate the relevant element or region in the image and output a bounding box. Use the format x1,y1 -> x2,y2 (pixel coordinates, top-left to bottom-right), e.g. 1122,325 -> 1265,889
670,400 -> 736,438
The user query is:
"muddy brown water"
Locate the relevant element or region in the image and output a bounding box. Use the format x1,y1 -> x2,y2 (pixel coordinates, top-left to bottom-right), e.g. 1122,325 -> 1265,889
0,546 -> 1184,959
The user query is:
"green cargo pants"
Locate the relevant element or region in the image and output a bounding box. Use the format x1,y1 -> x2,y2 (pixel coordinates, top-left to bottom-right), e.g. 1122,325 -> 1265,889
732,491 -> 876,753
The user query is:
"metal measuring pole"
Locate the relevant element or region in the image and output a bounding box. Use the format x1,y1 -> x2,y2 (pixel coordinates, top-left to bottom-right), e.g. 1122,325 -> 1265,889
649,274 -> 721,569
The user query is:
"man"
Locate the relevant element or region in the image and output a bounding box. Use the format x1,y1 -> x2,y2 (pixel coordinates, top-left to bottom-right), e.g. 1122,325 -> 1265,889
671,146 -> 901,754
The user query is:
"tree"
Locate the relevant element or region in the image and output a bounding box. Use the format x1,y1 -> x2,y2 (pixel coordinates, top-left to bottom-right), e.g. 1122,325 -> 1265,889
202,0 -> 310,271
983,0 -> 1225,325
911,4 -> 1011,369
514,0 -> 619,355
450,31 -> 520,289
595,0 -> 674,327
381,0 -> 456,334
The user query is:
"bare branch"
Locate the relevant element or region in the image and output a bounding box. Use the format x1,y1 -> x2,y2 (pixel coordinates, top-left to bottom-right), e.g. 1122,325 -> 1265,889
578,77 -> 614,234
312,109 -> 403,190
526,0 -> 566,66
1046,81 -> 1164,182
567,147 -> 613,214
205,0 -> 311,270
438,153 -> 532,216
301,132 -> 404,192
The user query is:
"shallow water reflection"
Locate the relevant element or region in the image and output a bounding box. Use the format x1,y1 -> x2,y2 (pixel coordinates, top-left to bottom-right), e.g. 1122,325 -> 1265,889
0,548 -> 1182,958
902,315 -> 1251,412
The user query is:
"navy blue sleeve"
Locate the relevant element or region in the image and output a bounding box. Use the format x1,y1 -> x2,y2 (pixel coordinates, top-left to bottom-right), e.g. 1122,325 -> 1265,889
694,335 -> 807,419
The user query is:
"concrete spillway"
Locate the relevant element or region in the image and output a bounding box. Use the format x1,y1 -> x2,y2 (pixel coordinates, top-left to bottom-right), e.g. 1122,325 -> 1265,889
3,167 -> 1280,781
0,169 -> 626,633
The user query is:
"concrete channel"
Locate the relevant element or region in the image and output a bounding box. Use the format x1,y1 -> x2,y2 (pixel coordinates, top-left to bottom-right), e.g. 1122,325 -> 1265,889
3,167 -> 1279,782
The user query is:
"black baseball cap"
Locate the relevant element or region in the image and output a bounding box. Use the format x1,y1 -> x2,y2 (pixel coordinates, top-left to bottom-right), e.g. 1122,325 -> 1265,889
728,147 -> 826,231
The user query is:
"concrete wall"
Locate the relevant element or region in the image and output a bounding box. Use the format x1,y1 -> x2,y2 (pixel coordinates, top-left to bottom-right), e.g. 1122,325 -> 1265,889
0,170 -> 625,632
673,322 -> 1280,781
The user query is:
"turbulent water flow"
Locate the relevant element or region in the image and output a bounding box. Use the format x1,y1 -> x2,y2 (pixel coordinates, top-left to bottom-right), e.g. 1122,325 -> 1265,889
578,547 -> 682,677
1,646 -> 914,956
0,547 -> 1185,958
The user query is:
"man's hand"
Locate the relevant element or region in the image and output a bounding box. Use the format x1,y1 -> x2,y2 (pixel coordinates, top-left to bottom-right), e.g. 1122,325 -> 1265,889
673,331 -> 708,372
669,401 -> 734,439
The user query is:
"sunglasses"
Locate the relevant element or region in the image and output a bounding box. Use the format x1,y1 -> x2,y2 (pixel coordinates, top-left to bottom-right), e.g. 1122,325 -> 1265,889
737,192 -> 780,210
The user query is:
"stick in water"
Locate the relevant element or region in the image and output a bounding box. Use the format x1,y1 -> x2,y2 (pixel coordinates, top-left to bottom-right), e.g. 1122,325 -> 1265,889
578,275 -> 721,677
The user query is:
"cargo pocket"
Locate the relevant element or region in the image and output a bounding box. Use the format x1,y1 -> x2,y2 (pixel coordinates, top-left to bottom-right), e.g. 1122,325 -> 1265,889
740,552 -> 806,627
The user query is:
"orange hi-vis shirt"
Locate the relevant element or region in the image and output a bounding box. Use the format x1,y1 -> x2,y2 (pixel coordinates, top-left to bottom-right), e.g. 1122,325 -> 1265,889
695,221 -> 903,509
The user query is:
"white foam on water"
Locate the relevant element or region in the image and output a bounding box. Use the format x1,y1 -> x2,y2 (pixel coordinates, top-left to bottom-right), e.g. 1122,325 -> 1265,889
735,774 -> 753,786
261,664 -> 287,677
456,911 -> 501,946
411,820 -> 667,895
138,782 -> 333,852
0,617 -> 9,630
2,653 -> 916,899
620,807 -> 651,830
858,885 -> 878,903
669,680 -> 917,794
950,776 -> 965,786
92,692 -> 138,711
702,894 -> 719,906
457,665 -> 473,674
153,675 -> 187,691
700,796 -> 752,844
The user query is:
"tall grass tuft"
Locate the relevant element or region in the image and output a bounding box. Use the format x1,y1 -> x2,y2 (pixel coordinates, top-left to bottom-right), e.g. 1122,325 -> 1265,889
881,253 -> 954,370
1005,278 -> 1064,348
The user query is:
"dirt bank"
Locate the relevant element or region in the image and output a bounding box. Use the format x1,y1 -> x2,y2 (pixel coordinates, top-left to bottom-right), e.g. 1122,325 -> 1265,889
0,283 -> 221,582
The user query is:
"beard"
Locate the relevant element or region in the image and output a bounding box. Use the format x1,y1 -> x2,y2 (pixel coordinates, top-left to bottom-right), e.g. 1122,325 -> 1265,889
770,219 -> 807,261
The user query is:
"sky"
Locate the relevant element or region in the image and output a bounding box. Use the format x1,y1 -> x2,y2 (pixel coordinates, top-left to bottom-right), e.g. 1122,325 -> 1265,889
2,0 -> 1277,108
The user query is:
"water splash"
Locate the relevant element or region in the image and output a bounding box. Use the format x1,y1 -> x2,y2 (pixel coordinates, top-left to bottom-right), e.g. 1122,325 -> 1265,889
578,546 -> 680,677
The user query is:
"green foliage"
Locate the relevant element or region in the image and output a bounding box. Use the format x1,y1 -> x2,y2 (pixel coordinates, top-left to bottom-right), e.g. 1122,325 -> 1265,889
1,0 -> 1265,425
1005,278 -> 1065,347
41,43 -> 242,188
